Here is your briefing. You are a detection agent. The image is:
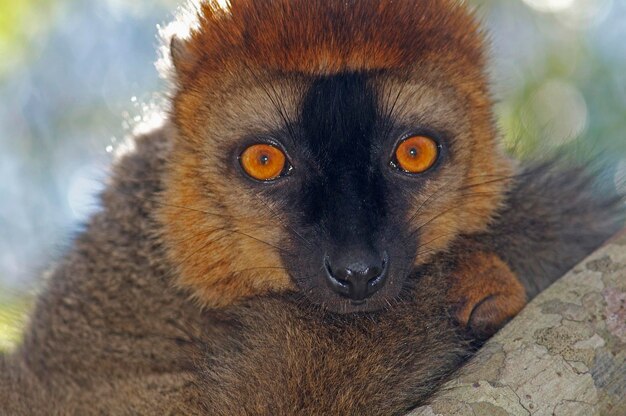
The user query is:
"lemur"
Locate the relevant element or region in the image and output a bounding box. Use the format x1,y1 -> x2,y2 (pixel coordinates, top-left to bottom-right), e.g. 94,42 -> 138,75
1,0 -> 623,414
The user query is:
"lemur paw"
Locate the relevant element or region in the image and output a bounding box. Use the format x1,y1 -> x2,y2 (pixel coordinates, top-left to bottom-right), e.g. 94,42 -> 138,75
448,252 -> 527,338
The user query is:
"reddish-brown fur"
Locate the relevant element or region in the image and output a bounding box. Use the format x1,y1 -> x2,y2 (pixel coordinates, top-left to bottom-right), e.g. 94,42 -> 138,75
177,0 -> 483,78
2,2 -> 623,414
159,0 -> 514,310
448,251 -> 527,337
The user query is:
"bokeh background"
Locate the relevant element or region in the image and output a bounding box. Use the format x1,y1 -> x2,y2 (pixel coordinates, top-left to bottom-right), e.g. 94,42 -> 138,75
1,0 -> 625,350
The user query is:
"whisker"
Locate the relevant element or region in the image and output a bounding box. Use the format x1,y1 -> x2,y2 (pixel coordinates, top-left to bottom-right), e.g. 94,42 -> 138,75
232,228 -> 293,254
406,176 -> 458,225
168,226 -> 236,247
116,187 -> 267,224
229,266 -> 289,275
177,237 -> 219,269
292,264 -> 325,284
175,225 -> 294,268
457,170 -> 537,191
252,194 -> 314,249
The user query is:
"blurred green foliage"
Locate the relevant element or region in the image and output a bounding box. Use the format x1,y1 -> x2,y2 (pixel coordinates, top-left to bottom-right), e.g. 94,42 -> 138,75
0,287 -> 32,352
0,0 -> 60,76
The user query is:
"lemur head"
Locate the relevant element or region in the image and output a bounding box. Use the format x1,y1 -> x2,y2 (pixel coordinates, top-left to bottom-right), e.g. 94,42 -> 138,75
158,0 -> 512,313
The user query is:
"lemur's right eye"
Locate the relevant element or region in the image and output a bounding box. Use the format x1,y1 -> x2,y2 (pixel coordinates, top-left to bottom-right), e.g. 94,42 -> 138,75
392,135 -> 439,174
240,143 -> 288,181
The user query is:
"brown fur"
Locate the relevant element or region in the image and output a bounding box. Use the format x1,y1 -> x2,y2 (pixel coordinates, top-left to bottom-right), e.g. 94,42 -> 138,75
447,251 -> 527,338
0,126 -> 621,415
163,0 -> 511,307
374,75 -> 512,261
159,78 -> 302,307
174,0 -> 483,78
190,270 -> 469,416
0,130 -> 469,415
1,1 -> 623,414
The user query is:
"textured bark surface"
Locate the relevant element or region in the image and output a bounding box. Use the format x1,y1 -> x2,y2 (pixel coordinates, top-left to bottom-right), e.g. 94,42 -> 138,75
412,232 -> 626,416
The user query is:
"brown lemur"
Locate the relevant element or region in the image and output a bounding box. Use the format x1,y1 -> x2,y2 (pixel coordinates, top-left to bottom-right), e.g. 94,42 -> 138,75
1,0 -> 624,414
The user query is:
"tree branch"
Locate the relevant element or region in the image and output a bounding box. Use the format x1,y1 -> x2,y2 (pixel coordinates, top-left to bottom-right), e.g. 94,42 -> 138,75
412,232 -> 626,416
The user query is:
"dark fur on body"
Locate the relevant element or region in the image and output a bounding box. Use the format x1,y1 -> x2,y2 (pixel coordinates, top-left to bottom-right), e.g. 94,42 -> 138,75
1,128 -> 622,415
0,128 -> 203,414
192,271 -> 467,416
470,162 -> 626,298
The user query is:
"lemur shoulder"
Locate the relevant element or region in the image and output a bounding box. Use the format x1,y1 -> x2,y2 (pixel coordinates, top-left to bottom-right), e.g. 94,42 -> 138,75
1,1 -> 623,414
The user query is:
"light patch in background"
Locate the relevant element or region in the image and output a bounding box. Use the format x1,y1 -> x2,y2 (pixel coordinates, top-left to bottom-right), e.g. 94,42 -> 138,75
616,160 -> 626,198
558,0 -> 613,29
523,0 -> 613,29
111,136 -> 137,161
109,94 -> 168,160
522,0 -> 574,13
529,80 -> 588,145
104,0 -> 176,18
67,165 -> 106,221
104,0 -> 142,16
130,96 -> 168,137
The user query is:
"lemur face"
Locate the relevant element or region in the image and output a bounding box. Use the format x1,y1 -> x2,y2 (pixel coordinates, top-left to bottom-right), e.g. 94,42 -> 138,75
158,0 -> 512,312
265,73 -> 476,313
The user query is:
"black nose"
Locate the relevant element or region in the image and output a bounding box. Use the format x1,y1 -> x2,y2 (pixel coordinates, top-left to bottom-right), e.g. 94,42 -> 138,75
324,250 -> 389,303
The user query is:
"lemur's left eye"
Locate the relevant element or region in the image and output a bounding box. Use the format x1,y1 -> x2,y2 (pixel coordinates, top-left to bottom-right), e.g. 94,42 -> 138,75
240,143 -> 288,181
392,135 -> 439,174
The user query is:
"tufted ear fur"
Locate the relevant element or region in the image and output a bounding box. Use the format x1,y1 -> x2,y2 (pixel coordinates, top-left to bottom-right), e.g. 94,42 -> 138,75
170,36 -> 196,76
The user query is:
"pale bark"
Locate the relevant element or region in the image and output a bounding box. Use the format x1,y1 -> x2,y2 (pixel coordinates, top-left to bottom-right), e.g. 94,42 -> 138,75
411,233 -> 626,416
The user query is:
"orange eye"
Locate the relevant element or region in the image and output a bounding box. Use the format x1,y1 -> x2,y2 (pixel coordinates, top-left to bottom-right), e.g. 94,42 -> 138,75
240,143 -> 288,181
394,135 -> 439,174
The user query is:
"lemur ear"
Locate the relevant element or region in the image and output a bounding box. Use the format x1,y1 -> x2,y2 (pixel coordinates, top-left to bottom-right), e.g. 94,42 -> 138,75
170,36 -> 194,75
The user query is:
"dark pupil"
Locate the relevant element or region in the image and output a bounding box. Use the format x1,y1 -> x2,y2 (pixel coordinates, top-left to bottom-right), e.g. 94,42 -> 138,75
259,154 -> 270,165
409,147 -> 418,158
